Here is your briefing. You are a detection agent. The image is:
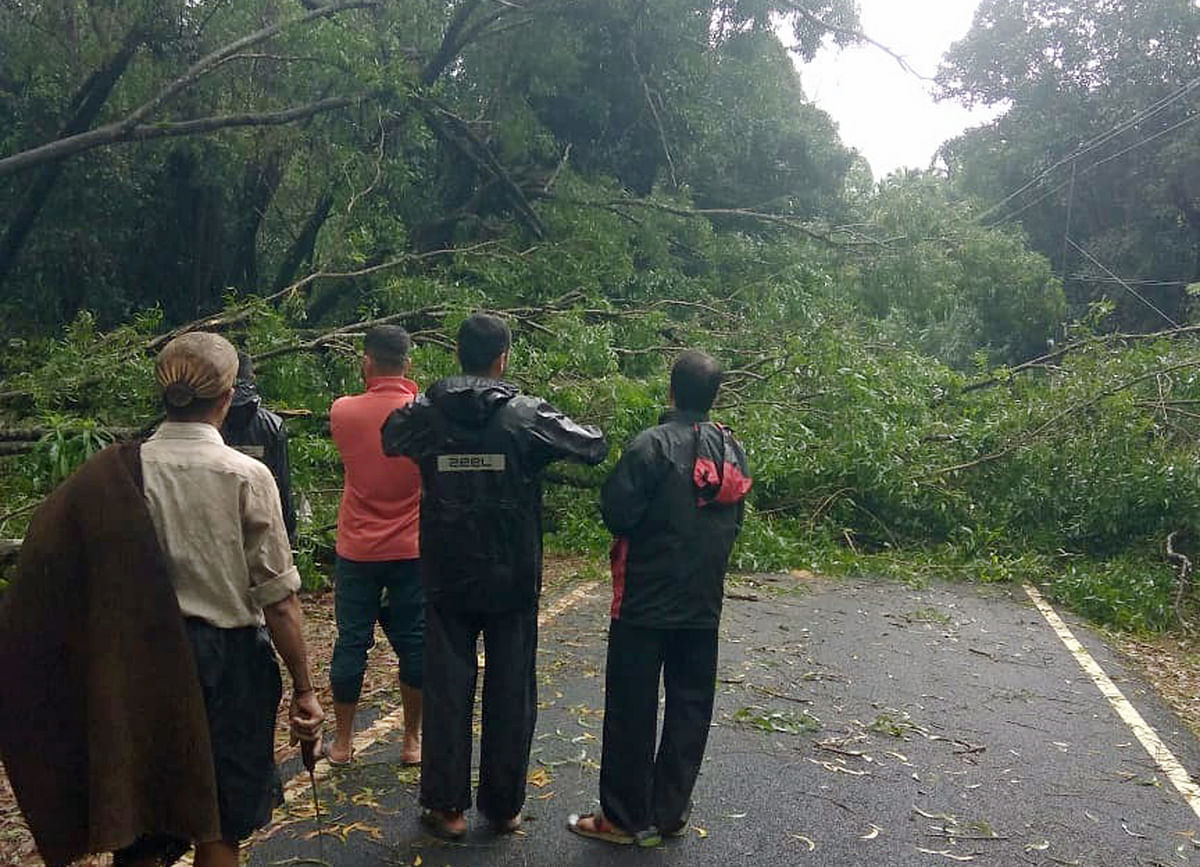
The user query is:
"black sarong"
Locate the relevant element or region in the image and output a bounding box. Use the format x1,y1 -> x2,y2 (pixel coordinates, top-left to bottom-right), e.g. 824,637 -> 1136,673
115,619 -> 283,863
188,619 -> 285,841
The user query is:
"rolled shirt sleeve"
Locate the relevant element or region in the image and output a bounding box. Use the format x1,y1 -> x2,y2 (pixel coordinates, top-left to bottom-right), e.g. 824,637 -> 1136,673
242,470 -> 302,609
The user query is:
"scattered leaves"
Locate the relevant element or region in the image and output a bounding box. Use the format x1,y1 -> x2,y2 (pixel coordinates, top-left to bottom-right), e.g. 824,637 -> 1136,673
915,848 -> 975,861
789,833 -> 816,851
734,706 -> 822,734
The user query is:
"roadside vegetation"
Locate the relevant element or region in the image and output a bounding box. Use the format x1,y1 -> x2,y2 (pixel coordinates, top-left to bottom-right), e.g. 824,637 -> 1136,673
3,0 -> 1200,634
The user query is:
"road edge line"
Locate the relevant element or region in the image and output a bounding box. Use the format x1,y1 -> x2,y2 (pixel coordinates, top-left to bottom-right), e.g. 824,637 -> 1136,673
1023,582 -> 1200,821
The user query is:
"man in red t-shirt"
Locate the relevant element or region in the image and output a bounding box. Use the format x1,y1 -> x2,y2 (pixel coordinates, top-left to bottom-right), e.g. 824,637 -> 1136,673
328,326 -> 423,765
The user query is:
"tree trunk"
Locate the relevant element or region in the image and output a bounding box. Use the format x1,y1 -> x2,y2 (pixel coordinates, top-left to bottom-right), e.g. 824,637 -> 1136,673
228,149 -> 286,291
0,27 -> 142,289
273,191 -> 335,292
421,0 -> 482,87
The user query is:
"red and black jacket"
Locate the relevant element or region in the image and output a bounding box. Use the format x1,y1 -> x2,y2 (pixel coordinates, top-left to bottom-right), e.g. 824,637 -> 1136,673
601,409 -> 752,630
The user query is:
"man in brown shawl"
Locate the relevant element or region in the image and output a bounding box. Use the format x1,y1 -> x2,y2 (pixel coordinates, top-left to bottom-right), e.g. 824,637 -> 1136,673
0,333 -> 324,867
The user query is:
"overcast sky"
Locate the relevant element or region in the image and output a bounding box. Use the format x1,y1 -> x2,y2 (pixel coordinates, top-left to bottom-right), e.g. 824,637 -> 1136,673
793,0 -> 1003,179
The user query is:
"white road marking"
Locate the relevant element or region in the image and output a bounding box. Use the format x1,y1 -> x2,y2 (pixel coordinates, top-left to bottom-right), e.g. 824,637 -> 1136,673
1024,583 -> 1200,821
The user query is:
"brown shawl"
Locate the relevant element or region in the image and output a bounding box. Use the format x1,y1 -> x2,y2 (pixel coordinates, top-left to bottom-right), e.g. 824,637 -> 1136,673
0,443 -> 220,866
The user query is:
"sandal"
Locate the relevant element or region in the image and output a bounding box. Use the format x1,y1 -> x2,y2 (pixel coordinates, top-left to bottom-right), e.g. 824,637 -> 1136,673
660,803 -> 692,837
317,739 -> 354,767
421,808 -> 467,840
490,814 -> 523,835
566,812 -> 661,848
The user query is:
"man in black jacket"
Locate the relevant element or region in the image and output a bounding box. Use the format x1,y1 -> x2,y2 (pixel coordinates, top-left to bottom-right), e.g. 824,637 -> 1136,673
568,350 -> 751,847
220,353 -> 297,544
382,313 -> 608,839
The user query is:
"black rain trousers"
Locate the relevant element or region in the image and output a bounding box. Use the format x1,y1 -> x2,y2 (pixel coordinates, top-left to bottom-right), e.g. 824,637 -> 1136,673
419,603 -> 538,822
599,619 -> 718,835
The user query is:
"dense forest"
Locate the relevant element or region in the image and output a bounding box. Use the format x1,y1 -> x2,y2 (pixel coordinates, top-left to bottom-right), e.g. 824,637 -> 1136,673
3,0 -> 1200,631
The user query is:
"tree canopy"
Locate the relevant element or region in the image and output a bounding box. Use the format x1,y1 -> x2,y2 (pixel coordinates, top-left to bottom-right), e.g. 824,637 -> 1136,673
6,0 -> 1200,633
938,0 -> 1200,331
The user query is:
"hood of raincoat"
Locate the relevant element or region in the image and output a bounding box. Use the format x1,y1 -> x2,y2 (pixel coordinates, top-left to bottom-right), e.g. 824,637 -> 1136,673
425,375 -> 518,428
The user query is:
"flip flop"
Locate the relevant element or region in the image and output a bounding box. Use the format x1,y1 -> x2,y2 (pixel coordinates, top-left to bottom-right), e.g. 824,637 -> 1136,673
660,803 -> 693,837
490,814 -> 523,835
566,812 -> 661,848
421,809 -> 467,840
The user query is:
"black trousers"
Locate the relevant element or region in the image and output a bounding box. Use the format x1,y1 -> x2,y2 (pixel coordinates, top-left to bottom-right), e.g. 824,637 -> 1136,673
420,603 -> 538,821
599,619 -> 719,834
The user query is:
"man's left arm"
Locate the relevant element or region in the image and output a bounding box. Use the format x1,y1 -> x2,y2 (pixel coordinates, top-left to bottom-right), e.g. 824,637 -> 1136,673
529,400 -> 609,467
732,435 -> 752,532
381,400 -> 436,460
266,422 -> 297,544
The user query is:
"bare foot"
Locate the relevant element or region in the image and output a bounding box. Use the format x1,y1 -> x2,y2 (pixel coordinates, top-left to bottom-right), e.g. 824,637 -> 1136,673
401,731 -> 421,765
322,739 -> 353,765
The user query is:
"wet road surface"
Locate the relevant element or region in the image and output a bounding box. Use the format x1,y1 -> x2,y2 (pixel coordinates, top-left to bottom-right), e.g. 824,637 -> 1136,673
250,573 -> 1200,866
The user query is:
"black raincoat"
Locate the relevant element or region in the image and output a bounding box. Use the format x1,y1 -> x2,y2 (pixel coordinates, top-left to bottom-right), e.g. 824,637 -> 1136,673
381,375 -> 608,612
220,381 -> 296,543
601,409 -> 752,630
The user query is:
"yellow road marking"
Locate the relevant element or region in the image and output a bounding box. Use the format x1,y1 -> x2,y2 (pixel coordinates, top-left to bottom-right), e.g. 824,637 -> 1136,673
1024,583 -> 1200,821
178,580 -> 603,862
266,581 -> 600,834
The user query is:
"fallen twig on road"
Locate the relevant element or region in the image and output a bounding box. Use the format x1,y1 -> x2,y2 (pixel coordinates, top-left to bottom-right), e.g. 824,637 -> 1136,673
751,684 -> 812,705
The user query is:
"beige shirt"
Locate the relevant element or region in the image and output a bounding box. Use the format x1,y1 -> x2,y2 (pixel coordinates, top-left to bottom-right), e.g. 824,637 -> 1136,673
142,421 -> 301,628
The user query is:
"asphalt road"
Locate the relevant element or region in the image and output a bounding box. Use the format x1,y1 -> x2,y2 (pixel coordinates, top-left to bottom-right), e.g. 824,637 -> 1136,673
250,573 -> 1200,866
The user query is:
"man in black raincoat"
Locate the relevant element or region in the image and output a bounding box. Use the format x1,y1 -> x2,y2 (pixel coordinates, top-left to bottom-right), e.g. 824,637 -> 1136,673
220,353 -> 297,543
382,313 -> 608,839
568,350 -> 751,847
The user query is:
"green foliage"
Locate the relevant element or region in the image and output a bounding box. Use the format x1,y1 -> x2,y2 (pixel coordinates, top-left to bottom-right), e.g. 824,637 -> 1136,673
1050,552 -> 1177,633
849,173 -> 1066,368
29,414 -> 115,490
4,0 -> 1199,638
937,0 -> 1200,331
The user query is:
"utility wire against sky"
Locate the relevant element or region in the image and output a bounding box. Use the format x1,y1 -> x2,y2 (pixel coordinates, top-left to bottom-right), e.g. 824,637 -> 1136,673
1067,238 -> 1180,329
982,110 -> 1200,228
1069,276 -> 1192,287
974,73 -> 1200,225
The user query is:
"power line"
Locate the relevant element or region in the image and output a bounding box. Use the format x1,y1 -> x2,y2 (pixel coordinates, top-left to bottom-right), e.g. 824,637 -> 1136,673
1067,237 -> 1179,328
974,73 -> 1200,224
1068,274 -> 1191,287
983,110 -> 1200,227
1087,111 -> 1200,172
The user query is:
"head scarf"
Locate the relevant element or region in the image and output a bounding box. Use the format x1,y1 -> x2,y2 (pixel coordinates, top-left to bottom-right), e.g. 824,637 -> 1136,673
155,332 -> 238,408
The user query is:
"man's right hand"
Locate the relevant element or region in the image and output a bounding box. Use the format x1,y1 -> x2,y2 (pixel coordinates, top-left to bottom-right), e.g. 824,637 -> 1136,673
290,690 -> 324,743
